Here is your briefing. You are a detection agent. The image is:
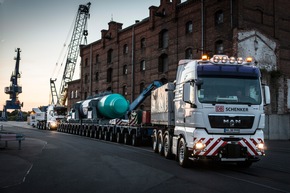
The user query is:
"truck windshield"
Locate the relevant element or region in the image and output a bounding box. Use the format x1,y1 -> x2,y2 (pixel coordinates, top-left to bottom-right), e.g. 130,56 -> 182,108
197,76 -> 262,105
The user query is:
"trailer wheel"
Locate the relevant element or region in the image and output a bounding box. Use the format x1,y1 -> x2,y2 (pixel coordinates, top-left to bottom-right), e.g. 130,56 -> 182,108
94,130 -> 99,139
178,137 -> 190,168
152,129 -> 158,153
109,132 -> 115,142
132,134 -> 139,146
163,134 -> 172,159
116,132 -> 123,143
99,131 -> 103,140
104,131 -> 110,141
124,133 -> 131,145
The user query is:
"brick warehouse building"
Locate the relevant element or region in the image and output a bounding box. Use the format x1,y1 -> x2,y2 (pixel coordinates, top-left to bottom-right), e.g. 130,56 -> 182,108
67,0 -> 290,116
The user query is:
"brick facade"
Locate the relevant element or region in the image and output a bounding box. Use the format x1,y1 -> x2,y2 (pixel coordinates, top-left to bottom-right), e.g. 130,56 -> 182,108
67,0 -> 290,113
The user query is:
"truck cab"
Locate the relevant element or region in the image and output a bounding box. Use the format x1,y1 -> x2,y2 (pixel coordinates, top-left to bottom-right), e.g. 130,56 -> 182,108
151,55 -> 270,167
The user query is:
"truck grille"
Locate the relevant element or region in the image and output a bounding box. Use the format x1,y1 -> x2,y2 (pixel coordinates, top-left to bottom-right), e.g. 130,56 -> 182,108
208,115 -> 254,128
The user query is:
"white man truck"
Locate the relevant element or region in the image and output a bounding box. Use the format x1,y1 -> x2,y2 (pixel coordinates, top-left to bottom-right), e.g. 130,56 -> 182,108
37,105 -> 67,130
151,55 -> 270,167
58,55 -> 270,168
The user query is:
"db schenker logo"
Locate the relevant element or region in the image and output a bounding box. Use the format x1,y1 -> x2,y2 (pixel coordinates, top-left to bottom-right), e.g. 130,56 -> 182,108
215,105 -> 224,112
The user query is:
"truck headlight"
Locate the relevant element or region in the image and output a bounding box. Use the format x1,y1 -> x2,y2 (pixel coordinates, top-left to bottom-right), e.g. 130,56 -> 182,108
51,121 -> 58,128
256,143 -> 264,151
195,142 -> 206,150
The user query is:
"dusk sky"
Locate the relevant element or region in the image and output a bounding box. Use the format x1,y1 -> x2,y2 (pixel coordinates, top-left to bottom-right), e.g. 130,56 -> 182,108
0,0 -> 160,112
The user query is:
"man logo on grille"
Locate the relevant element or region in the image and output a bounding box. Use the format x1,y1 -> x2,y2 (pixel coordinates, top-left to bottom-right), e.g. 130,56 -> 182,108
215,106 -> 224,112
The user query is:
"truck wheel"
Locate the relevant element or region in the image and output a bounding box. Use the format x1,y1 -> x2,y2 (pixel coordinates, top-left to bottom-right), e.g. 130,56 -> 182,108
163,134 -> 172,159
152,130 -> 158,153
178,137 -> 190,168
157,133 -> 164,155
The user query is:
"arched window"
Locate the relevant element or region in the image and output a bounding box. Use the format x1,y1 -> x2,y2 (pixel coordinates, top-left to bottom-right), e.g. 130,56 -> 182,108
123,44 -> 128,54
140,60 -> 146,71
215,40 -> 224,54
141,38 -> 146,49
140,82 -> 145,94
215,10 -> 224,25
107,68 -> 113,82
107,49 -> 113,64
95,72 -> 99,81
159,29 -> 168,49
95,54 -> 99,64
158,54 -> 168,73
123,65 -> 128,75
186,21 -> 193,34
84,74 -> 88,83
185,48 -> 193,59
122,85 -> 127,96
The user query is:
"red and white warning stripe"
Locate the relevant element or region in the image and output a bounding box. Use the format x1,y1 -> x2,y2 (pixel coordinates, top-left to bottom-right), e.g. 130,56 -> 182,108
193,137 -> 263,156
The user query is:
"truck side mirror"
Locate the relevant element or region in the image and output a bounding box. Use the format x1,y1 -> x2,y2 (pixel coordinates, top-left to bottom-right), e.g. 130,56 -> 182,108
263,85 -> 270,105
183,82 -> 195,107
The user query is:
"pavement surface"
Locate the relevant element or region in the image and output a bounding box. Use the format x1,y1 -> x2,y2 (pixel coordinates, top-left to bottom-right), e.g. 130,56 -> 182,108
0,121 -> 290,190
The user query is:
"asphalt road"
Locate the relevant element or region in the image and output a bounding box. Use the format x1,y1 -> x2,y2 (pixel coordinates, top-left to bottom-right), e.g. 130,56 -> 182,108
1,121 -> 290,193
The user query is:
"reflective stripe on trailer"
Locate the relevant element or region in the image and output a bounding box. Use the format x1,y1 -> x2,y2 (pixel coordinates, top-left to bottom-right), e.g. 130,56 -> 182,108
193,137 -> 263,156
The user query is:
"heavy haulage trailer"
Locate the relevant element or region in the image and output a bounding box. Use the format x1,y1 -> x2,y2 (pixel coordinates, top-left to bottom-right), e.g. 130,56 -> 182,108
58,55 -> 270,167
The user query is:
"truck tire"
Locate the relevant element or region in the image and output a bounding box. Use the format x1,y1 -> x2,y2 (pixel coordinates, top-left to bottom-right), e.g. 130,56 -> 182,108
116,132 -> 123,143
99,131 -> 103,140
104,131 -> 110,141
109,131 -> 115,142
157,132 -> 164,155
124,133 -> 131,145
132,133 -> 139,146
152,129 -> 158,153
178,137 -> 190,168
163,134 -> 172,159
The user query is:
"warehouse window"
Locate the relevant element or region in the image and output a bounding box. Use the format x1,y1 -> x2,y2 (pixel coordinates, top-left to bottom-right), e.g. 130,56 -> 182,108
159,29 -> 168,49
71,91 -> 74,99
75,90 -> 78,98
84,74 -> 88,83
123,44 -> 128,54
85,58 -> 88,66
95,72 -> 99,81
140,82 -> 145,94
141,38 -> 146,49
158,54 -> 168,73
95,54 -> 99,64
215,40 -> 224,54
186,21 -> 193,34
123,65 -> 128,75
140,60 -> 146,71
215,10 -> 224,25
107,68 -> 113,82
107,49 -> 113,64
122,85 -> 127,96
185,48 -> 193,59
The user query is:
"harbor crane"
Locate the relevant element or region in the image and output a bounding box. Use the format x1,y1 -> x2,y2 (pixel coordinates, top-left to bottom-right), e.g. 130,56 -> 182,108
1,48 -> 23,121
51,2 -> 91,106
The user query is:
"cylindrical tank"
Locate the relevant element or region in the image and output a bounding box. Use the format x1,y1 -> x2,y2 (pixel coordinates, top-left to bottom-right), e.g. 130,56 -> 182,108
98,93 -> 129,118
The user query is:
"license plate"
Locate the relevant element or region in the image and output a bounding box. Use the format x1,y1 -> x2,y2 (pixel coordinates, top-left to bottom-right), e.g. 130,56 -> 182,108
224,128 -> 240,133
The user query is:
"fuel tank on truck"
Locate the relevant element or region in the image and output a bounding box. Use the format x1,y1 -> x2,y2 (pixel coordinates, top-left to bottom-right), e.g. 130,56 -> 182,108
97,93 -> 129,119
